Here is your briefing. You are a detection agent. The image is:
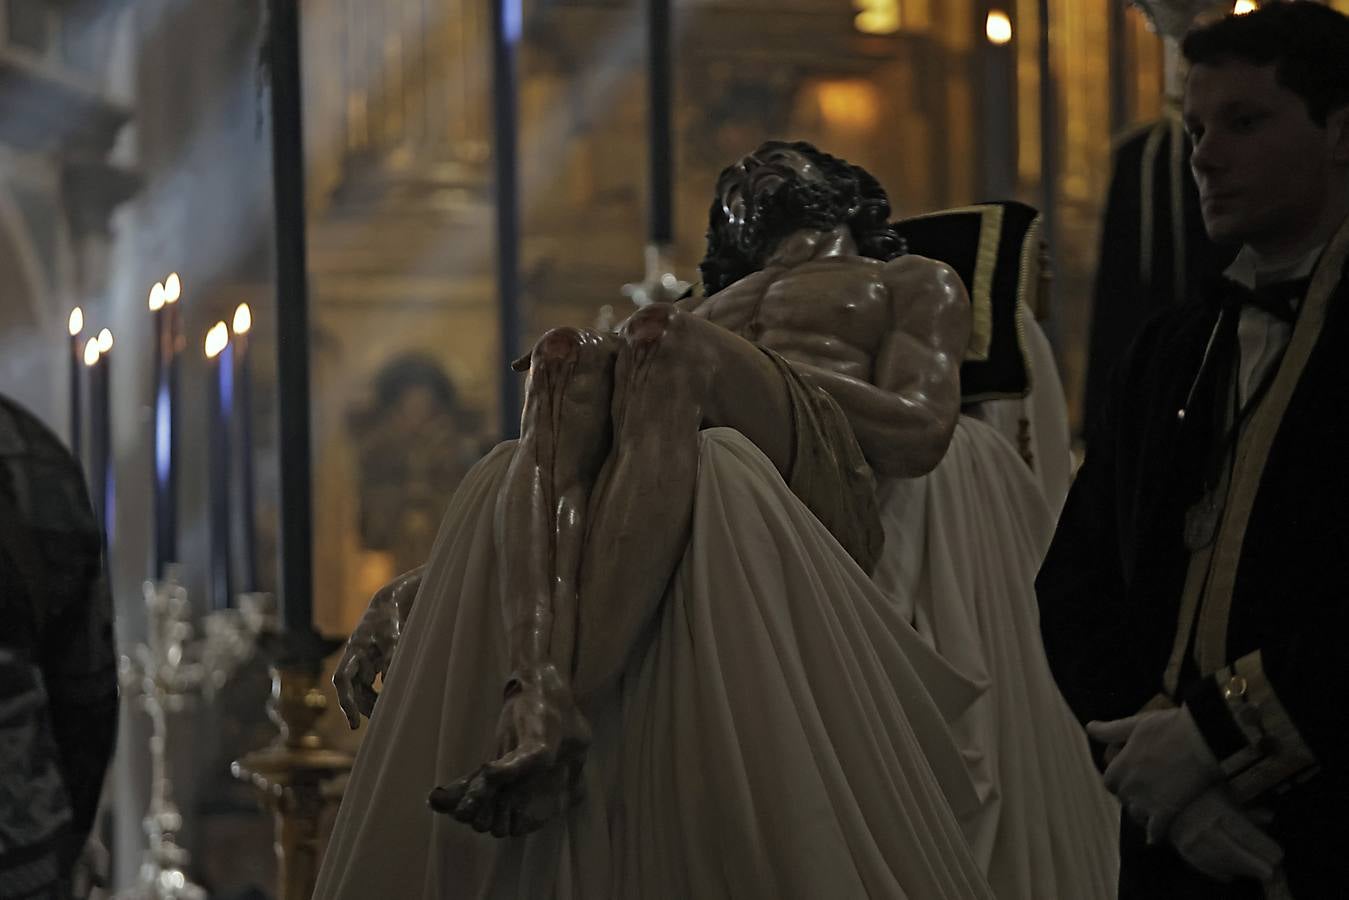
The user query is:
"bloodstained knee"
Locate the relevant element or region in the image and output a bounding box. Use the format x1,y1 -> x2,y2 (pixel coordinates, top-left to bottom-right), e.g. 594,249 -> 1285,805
526,327 -> 618,374
616,304 -> 709,411
622,302 -> 683,347
533,327 -> 587,364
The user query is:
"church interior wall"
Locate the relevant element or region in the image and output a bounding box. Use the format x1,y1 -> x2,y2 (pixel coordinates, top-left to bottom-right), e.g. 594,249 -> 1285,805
16,0 -> 1328,893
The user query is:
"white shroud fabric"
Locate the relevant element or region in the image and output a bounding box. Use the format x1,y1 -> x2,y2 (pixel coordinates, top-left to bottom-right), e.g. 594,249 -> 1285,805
874,417 -> 1119,900
316,422 -> 1116,899
966,317 -> 1074,521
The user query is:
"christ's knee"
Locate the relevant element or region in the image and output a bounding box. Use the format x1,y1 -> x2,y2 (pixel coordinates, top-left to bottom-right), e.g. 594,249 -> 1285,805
620,304 -> 702,373
530,327 -> 613,370
615,304 -> 708,428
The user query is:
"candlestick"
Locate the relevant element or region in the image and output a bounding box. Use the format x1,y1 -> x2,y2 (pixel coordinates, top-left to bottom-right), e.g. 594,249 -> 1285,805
205,322 -> 233,610
232,303 -> 258,592
68,308 -> 84,461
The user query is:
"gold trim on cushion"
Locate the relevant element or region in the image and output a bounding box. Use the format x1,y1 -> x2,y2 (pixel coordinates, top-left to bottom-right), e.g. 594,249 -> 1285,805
1013,216 -> 1041,393
1194,215 -> 1349,674
970,204 -> 1003,361
1227,651 -> 1319,802
900,203 -> 1005,362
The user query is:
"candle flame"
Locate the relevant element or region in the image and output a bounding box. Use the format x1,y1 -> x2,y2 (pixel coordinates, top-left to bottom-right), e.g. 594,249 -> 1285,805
83,337 -> 100,366
204,321 -> 229,359
232,302 -> 252,335
986,10 -> 1013,44
1233,1 -> 1257,13
96,328 -> 113,353
68,307 -> 84,336
148,282 -> 166,312
164,272 -> 182,304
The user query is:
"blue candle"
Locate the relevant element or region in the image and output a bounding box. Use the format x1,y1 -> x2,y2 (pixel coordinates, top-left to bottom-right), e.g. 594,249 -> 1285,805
87,330 -> 114,546
232,303 -> 257,592
149,282 -> 173,576
68,308 -> 83,461
205,322 -> 234,609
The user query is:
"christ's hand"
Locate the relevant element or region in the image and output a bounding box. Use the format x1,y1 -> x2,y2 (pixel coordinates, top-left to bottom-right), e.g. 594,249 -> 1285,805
334,565 -> 424,728
429,666 -> 590,837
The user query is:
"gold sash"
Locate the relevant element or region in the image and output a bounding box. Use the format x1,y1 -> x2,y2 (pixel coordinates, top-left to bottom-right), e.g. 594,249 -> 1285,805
1163,215 -> 1349,696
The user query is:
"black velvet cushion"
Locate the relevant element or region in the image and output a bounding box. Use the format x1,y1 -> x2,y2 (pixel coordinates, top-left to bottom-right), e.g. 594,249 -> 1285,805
893,201 -> 1043,403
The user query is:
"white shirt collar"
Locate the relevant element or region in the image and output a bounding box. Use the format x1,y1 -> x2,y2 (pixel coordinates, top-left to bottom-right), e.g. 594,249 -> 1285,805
1224,242 -> 1325,290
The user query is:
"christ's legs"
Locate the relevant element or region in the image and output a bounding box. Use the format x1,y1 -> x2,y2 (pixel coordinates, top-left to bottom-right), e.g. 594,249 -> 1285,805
572,303 -> 795,696
433,326 -> 619,835
496,327 -> 619,679
436,305 -> 797,833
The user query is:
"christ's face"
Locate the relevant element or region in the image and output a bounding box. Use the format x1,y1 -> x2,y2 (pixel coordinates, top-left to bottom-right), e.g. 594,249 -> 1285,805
701,141 -> 860,293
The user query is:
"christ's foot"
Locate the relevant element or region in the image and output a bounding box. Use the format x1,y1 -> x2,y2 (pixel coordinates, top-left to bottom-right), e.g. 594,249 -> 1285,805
428,672 -> 591,837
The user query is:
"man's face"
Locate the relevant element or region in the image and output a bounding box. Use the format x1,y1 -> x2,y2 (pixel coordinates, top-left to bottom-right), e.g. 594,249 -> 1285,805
1129,0 -> 1235,40
1184,60 -> 1343,247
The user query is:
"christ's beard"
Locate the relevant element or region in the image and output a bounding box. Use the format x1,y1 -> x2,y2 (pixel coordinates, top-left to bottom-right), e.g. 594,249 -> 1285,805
732,176 -> 846,266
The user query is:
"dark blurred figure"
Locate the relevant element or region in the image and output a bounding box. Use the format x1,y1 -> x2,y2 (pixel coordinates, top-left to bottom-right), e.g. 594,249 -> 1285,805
1083,114 -> 1235,439
0,395 -> 117,898
1082,0 -> 1240,441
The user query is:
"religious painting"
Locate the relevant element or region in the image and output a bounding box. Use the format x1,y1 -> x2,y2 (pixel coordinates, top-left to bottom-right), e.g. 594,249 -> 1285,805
348,354 -> 484,577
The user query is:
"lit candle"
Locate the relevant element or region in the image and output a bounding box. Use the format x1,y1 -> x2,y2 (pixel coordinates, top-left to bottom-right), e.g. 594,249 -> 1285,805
231,303 -> 257,592
87,330 -> 114,544
205,321 -> 233,609
164,274 -> 182,573
68,308 -> 84,461
149,282 -> 172,576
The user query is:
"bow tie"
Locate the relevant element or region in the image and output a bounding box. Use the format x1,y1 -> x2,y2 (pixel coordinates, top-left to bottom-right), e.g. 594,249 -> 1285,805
1215,275 -> 1310,324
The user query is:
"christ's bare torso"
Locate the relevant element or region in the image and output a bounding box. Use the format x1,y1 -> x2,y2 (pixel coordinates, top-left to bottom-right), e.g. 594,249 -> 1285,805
691,255 -> 891,383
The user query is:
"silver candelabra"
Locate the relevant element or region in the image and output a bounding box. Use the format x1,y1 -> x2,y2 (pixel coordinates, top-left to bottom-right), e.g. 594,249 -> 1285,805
115,566 -> 274,899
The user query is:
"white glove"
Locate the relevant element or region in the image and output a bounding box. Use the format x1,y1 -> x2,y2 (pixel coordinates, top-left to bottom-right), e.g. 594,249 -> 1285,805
1088,705 -> 1222,843
1169,786 -> 1283,883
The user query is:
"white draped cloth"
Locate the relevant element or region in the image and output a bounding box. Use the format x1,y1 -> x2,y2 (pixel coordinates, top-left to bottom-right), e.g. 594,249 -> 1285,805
315,420 -> 1116,899
965,316 -> 1075,521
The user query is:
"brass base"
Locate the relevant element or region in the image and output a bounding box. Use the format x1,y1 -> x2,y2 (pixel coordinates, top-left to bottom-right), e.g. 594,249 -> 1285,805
232,662 -> 352,900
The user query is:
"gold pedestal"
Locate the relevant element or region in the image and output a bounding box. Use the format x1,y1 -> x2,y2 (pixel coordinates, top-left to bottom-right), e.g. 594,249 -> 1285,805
232,662 -> 352,900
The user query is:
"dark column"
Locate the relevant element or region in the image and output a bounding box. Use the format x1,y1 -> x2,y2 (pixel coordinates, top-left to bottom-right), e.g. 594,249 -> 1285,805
492,0 -> 522,439
648,0 -> 672,247
265,0 -> 314,635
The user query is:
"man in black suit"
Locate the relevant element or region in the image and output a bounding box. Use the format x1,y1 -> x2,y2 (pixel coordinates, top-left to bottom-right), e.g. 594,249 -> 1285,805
1039,3 -> 1349,897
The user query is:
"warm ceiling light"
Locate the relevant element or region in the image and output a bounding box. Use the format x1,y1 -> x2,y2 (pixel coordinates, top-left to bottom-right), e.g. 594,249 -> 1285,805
204,321 -> 229,359
68,307 -> 84,336
84,338 -> 100,366
148,282 -> 166,312
1233,1 -> 1257,13
986,10 -> 1013,44
164,272 -> 182,304
96,329 -> 113,353
854,0 -> 900,35
232,302 -> 252,335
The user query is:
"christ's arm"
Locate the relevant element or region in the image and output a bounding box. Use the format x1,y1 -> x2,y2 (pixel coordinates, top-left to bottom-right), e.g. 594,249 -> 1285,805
793,254 -> 970,478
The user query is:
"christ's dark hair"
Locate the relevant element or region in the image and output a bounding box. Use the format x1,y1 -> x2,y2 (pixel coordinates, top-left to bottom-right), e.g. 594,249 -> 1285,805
699,141 -> 905,295
1183,1 -> 1349,126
